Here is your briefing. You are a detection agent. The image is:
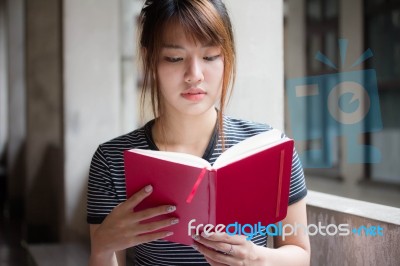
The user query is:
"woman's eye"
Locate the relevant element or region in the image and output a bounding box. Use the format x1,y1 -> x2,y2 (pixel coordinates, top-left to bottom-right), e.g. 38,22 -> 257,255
164,57 -> 183,63
204,55 -> 221,61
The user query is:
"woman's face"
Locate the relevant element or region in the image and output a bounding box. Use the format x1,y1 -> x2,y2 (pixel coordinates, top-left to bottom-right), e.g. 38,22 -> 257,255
157,22 -> 224,117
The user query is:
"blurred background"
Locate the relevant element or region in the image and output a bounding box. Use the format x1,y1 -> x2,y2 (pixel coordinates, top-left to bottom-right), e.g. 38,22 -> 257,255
0,0 -> 399,265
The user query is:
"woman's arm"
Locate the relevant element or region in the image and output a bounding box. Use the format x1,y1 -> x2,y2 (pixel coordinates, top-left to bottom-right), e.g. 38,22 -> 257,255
89,224 -> 126,266
193,198 -> 310,266
258,198 -> 310,266
88,185 -> 179,266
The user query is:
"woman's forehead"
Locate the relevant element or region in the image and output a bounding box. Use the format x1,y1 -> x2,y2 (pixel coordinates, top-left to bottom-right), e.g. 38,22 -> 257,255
161,20 -> 214,47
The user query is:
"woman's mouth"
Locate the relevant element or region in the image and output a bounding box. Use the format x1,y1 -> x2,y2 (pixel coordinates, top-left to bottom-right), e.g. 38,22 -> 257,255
181,88 -> 207,101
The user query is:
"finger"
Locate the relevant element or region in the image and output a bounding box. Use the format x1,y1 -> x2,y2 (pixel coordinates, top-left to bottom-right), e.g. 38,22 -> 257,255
199,232 -> 246,245
194,242 -> 236,266
132,230 -> 174,246
133,204 -> 176,222
135,217 -> 179,235
124,185 -> 153,210
193,235 -> 233,255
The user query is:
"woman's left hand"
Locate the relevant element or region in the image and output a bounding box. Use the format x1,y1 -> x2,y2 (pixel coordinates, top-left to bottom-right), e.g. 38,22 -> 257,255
192,232 -> 261,266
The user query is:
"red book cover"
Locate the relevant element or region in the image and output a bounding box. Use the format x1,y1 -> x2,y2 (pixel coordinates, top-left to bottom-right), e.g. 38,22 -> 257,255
124,130 -> 294,246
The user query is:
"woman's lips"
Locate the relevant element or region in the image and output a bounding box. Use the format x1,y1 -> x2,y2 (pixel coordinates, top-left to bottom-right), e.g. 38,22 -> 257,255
181,88 -> 206,101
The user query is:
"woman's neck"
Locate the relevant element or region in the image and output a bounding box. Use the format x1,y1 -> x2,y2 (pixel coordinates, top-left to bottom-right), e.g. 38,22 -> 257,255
152,108 -> 218,156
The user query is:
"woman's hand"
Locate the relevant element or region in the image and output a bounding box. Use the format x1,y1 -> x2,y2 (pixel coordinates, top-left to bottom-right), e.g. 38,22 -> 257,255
192,199 -> 311,266
192,232 -> 262,266
90,185 -> 179,259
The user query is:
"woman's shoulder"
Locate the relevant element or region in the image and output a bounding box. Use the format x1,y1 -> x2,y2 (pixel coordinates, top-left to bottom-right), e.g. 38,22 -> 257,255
223,115 -> 275,136
221,115 -> 284,147
97,122 -> 152,154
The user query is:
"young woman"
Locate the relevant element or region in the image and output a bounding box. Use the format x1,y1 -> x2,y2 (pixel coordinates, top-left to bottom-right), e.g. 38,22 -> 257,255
87,0 -> 310,265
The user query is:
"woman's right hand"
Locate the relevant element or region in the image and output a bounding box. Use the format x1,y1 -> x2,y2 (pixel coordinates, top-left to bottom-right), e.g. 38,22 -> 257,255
90,185 -> 179,260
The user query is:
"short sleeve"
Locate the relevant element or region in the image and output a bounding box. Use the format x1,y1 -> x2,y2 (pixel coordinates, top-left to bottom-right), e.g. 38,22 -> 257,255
288,147 -> 307,204
87,145 -> 121,224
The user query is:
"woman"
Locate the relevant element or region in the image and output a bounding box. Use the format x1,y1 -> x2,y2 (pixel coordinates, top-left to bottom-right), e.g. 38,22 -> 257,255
87,0 -> 310,265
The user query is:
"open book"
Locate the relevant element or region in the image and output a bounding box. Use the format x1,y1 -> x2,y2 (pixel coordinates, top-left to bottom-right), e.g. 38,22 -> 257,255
124,129 -> 294,245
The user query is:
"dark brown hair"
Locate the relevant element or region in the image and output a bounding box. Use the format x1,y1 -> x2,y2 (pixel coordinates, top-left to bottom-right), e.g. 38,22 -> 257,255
138,0 -> 236,146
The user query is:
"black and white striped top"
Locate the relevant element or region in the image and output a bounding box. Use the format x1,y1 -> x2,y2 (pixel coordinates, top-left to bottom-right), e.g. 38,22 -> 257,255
87,115 -> 307,265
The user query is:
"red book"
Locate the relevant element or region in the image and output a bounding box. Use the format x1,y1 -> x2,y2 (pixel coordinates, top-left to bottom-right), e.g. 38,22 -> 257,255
124,129 -> 294,246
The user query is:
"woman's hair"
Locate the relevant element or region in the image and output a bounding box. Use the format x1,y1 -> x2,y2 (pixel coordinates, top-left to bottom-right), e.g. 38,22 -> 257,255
138,0 -> 236,146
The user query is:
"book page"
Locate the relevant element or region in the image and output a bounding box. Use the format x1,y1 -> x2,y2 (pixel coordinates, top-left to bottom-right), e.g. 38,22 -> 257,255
128,149 -> 212,169
213,129 -> 286,169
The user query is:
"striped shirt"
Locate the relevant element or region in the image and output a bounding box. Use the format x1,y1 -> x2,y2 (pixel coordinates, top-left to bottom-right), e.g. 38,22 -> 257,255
87,115 -> 307,265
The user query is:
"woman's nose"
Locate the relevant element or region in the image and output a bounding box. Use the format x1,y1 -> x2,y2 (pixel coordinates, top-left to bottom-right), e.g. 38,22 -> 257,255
184,58 -> 204,84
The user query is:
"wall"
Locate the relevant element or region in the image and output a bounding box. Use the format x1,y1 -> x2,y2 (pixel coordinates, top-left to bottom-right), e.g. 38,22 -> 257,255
339,0 -> 364,183
284,0 -> 306,146
6,0 -> 26,216
0,0 -> 7,161
63,0 -> 121,241
25,0 -> 63,242
225,0 -> 284,130
5,0 -> 122,242
121,0 -> 141,131
307,191 -> 400,266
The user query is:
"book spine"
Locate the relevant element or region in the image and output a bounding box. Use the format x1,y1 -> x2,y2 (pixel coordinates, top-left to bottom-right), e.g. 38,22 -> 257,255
208,169 -> 217,225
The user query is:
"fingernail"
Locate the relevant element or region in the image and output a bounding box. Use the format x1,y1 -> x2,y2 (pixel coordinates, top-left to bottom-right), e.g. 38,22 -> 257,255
201,232 -> 209,238
144,185 -> 152,193
167,205 -> 176,212
171,218 -> 179,225
192,244 -> 198,250
192,234 -> 199,240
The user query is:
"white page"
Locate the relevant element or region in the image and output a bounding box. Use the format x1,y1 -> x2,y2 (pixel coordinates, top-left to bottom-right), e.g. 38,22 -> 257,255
213,129 -> 285,169
128,149 -> 211,169
128,129 -> 286,170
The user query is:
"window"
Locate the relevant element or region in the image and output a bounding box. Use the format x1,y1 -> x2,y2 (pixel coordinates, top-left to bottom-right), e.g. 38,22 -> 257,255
304,0 -> 340,177
365,0 -> 400,184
